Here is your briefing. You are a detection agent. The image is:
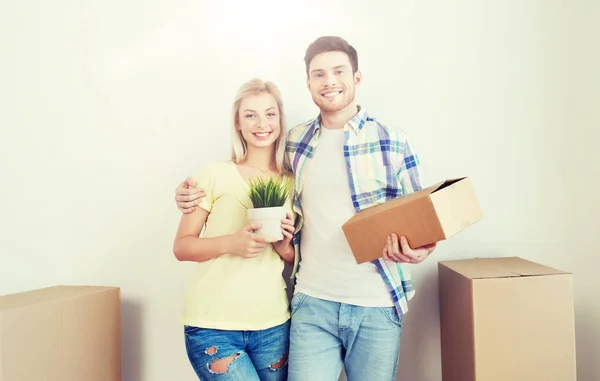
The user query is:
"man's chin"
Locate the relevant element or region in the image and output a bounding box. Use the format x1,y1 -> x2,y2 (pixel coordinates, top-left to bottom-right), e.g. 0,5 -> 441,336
313,96 -> 354,114
318,102 -> 350,114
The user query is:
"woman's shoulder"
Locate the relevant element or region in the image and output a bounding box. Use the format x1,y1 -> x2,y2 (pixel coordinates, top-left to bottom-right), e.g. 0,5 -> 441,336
196,160 -> 234,176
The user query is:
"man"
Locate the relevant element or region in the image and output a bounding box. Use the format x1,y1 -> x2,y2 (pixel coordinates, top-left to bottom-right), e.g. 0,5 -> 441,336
175,36 -> 436,381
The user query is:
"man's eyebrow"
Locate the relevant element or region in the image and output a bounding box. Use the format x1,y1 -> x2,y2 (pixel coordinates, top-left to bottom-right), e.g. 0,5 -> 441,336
310,65 -> 348,74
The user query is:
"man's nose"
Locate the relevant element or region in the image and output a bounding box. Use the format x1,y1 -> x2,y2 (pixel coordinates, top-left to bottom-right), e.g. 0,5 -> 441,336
324,73 -> 337,87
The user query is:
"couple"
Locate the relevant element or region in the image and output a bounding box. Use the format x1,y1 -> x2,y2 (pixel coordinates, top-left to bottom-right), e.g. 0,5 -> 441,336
172,36 -> 437,381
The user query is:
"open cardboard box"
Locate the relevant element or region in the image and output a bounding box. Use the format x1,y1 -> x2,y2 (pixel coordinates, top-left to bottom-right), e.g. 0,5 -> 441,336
342,177 -> 484,263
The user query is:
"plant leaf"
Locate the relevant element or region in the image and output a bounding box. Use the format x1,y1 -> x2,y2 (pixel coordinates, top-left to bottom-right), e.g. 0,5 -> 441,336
246,175 -> 291,208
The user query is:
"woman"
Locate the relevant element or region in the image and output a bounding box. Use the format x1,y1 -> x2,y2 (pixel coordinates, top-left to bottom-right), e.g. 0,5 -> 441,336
173,78 -> 295,381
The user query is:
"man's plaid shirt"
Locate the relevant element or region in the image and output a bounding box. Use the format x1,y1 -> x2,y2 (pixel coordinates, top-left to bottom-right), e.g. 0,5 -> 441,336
285,106 -> 423,318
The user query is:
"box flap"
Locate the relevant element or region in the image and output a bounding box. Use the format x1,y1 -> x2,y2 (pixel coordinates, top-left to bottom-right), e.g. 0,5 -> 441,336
438,257 -> 568,279
429,177 -> 484,239
431,177 -> 466,193
0,286 -> 116,313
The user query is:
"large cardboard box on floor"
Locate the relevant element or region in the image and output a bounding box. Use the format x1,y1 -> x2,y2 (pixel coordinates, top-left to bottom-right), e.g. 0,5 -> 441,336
342,177 -> 483,263
438,257 -> 577,381
0,285 -> 121,381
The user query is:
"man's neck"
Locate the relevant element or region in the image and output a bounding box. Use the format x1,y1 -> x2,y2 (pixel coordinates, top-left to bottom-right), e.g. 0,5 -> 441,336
320,102 -> 359,130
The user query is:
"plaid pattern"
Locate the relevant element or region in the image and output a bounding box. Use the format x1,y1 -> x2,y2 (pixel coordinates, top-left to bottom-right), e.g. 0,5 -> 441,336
285,106 -> 423,318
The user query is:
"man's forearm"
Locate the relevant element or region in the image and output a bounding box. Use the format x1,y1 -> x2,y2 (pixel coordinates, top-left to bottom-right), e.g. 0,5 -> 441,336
274,242 -> 294,265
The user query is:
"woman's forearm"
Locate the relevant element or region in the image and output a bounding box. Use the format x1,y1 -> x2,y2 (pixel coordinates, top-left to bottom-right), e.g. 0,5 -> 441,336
173,235 -> 231,262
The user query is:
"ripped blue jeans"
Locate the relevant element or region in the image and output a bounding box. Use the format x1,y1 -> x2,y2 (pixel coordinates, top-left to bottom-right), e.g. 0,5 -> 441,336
184,320 -> 290,381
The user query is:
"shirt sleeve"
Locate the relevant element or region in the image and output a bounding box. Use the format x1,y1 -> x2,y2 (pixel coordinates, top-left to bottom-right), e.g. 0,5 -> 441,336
396,134 -> 423,194
283,174 -> 296,221
194,163 -> 218,213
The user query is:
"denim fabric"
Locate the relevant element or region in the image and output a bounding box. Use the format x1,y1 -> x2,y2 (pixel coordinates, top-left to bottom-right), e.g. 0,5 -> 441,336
184,320 -> 290,381
288,293 -> 402,381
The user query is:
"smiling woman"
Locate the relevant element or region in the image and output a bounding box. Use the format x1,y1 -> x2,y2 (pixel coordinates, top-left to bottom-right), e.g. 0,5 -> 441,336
171,77 -> 297,381
230,79 -> 288,174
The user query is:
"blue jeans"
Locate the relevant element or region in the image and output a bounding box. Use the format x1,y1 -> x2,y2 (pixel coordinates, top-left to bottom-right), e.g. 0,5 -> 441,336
288,293 -> 402,381
184,320 -> 290,381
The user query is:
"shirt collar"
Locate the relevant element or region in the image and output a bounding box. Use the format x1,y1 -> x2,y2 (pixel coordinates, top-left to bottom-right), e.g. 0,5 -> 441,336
313,105 -> 368,135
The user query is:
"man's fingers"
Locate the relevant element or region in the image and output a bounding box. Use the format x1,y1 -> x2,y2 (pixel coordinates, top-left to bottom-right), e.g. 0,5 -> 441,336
176,188 -> 205,199
177,200 -> 199,209
178,206 -> 196,214
385,238 -> 398,262
390,235 -> 407,262
383,236 -> 410,262
184,176 -> 197,188
399,236 -> 417,258
391,234 -> 401,254
395,253 -> 412,263
383,246 -> 392,261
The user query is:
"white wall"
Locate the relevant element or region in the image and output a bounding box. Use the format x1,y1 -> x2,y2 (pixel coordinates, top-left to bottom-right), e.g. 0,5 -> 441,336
1,1 -> 598,380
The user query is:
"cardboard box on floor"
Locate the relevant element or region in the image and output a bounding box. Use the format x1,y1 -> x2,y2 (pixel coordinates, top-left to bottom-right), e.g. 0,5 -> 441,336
342,177 -> 483,264
0,285 -> 121,381
438,257 -> 577,381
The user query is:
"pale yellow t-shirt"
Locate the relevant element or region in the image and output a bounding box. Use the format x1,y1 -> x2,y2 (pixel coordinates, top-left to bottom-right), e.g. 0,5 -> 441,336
180,160 -> 293,331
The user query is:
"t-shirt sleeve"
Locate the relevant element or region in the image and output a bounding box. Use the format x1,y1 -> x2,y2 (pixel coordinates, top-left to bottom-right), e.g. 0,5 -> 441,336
194,164 -> 218,213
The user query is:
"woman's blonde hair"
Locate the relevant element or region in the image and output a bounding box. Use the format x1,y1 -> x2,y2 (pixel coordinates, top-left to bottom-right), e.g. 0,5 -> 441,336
230,78 -> 289,175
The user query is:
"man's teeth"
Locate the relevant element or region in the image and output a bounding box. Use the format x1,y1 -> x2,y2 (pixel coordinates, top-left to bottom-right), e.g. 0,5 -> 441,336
323,91 -> 341,98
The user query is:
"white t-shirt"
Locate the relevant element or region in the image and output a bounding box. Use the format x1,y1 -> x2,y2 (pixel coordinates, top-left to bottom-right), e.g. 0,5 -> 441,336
294,126 -> 394,307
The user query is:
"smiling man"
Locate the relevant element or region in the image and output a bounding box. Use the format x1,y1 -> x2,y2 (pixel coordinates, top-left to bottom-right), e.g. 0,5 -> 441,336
175,36 -> 436,381
282,36 -> 436,381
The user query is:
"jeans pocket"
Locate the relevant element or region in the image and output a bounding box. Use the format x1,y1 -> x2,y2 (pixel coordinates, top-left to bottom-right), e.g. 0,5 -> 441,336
290,293 -> 308,317
183,325 -> 203,335
377,307 -> 403,328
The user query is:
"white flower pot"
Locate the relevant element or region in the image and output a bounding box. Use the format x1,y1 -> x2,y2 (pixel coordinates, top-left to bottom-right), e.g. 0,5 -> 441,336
246,206 -> 286,243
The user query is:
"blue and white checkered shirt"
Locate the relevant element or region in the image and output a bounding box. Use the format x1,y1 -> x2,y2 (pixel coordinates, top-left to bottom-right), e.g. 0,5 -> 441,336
285,106 -> 423,318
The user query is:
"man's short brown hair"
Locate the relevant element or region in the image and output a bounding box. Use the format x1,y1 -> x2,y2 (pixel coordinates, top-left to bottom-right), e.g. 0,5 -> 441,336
304,36 -> 358,76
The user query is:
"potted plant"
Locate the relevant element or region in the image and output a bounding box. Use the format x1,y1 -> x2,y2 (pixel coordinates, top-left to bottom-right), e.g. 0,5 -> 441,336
246,175 -> 292,242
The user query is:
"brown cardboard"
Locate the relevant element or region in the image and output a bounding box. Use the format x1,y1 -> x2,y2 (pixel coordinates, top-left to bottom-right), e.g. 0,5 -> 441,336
342,177 -> 483,264
0,285 -> 121,381
438,257 -> 577,381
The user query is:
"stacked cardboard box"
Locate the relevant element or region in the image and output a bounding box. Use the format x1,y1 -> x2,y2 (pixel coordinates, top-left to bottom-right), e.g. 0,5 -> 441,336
438,257 -> 577,381
0,285 -> 121,381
